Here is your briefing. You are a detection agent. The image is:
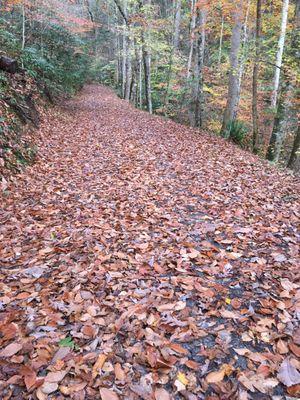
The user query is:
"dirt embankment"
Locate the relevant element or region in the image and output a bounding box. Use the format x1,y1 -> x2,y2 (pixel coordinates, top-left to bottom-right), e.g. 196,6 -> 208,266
0,61 -> 55,190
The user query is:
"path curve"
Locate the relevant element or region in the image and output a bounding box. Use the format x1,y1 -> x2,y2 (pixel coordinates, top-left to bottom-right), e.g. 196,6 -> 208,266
1,85 -> 299,399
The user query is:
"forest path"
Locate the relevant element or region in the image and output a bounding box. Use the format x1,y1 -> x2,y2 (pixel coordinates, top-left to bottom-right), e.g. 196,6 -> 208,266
1,85 -> 299,399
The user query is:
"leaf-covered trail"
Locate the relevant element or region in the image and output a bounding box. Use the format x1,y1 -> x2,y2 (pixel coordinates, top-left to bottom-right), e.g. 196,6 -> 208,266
1,85 -> 299,399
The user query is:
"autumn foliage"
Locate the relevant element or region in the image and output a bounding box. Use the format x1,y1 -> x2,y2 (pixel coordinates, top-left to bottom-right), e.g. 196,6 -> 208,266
0,85 -> 299,399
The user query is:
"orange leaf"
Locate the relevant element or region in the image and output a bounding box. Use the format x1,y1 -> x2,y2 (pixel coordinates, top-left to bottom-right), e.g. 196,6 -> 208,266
92,354 -> 108,379
100,388 -> 119,400
114,363 -> 125,382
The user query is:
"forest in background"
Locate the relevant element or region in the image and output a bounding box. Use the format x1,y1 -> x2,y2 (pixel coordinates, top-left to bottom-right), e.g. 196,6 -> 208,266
0,0 -> 299,172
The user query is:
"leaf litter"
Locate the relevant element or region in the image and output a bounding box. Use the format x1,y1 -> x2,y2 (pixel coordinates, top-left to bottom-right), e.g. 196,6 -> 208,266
0,85 -> 299,399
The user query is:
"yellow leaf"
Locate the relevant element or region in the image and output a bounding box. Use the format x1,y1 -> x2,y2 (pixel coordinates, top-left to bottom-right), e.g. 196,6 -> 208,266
225,298 -> 231,305
177,372 -> 188,386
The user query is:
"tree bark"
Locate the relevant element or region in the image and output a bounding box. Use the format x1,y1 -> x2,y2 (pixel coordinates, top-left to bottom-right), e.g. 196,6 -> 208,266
252,0 -> 262,153
0,56 -> 18,74
237,0 -> 251,96
220,1 -> 243,137
266,83 -> 292,162
270,0 -> 289,108
218,13 -> 224,68
193,8 -> 206,128
187,0 -> 196,79
173,0 -> 182,51
141,30 -> 152,113
22,2 -> 26,52
287,123 -> 300,169
268,0 -> 299,165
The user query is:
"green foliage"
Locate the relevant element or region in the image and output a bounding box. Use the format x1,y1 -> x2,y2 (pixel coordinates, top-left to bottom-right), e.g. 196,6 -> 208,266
90,59 -> 116,86
0,14 -> 90,95
0,17 -> 20,56
58,336 -> 79,350
225,120 -> 248,146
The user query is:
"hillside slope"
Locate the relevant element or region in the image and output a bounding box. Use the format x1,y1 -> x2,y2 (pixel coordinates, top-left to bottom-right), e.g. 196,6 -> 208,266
0,85 -> 299,399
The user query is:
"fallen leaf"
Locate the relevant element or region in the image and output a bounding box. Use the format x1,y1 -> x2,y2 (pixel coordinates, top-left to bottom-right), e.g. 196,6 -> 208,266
114,363 -> 125,382
93,354 -> 108,379
277,358 -> 300,387
206,368 -> 226,384
154,387 -> 171,400
177,372 -> 188,386
100,388 -> 119,400
0,342 -> 22,357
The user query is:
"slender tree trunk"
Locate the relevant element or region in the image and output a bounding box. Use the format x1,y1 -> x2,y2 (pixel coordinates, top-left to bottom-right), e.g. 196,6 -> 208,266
141,31 -> 152,113
21,1 -> 26,68
21,2 -> 26,51
286,0 -> 300,169
218,13 -> 224,68
139,49 -> 143,108
137,0 -> 152,113
187,0 -> 196,78
238,0 -> 251,95
220,1 -> 243,137
122,27 -> 127,97
268,0 -> 299,164
287,123 -> 300,169
124,39 -> 132,100
271,0 -> 289,108
163,0 -> 182,107
266,83 -> 292,162
131,39 -> 140,105
173,0 -> 182,51
193,9 -> 206,128
252,0 -> 262,153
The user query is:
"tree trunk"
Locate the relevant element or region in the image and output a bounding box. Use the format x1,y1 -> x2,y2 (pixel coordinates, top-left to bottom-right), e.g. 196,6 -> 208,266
193,8 -> 206,128
270,0 -> 289,108
218,13 -> 224,68
287,123 -> 300,169
163,0 -> 182,108
22,2 -> 26,52
286,0 -> 300,169
122,28 -> 127,97
252,0 -> 262,153
139,49 -> 143,108
0,56 -> 18,74
268,0 -> 299,164
173,0 -> 182,51
186,0 -> 196,78
266,83 -> 292,162
220,2 -> 243,137
237,0 -> 251,96
124,40 -> 132,101
142,34 -> 152,113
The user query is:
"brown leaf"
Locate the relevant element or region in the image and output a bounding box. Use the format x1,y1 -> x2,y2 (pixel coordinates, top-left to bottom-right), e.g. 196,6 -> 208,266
289,342 -> 300,358
154,387 -> 171,400
206,364 -> 233,384
114,363 -> 125,382
100,388 -> 119,400
45,370 -> 67,383
93,354 -> 108,379
20,366 -> 37,390
59,382 -> 87,395
276,339 -> 289,354
0,342 -> 22,357
277,358 -> 300,387
206,368 -> 226,384
169,343 -> 189,355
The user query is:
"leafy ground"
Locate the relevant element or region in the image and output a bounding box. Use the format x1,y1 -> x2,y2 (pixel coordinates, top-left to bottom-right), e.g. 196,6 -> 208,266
0,85 -> 299,400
